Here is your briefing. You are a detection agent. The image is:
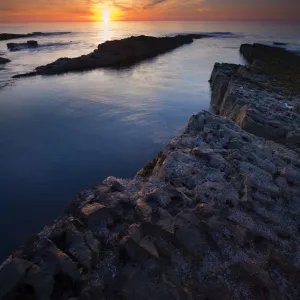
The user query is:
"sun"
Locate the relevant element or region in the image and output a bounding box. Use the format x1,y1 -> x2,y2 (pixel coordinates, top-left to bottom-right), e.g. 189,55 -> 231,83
102,10 -> 111,22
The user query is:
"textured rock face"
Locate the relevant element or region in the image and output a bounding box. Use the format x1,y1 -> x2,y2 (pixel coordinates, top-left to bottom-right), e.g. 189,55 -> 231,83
13,34 -> 207,78
210,44 -> 300,151
1,111 -> 300,300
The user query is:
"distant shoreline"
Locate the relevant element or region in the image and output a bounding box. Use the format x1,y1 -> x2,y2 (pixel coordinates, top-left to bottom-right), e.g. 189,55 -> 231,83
0,31 -> 71,41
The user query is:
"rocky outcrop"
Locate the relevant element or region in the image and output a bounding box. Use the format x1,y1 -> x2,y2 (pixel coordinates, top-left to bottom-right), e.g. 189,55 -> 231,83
1,109 -> 300,300
1,43 -> 300,300
0,57 -> 10,64
210,43 -> 300,151
0,32 -> 71,41
7,40 -> 38,51
13,34 -> 208,78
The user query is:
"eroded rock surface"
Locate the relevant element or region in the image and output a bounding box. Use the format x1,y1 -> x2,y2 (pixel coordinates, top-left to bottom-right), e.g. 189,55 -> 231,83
210,43 -> 300,151
1,110 -> 300,300
13,34 -> 208,78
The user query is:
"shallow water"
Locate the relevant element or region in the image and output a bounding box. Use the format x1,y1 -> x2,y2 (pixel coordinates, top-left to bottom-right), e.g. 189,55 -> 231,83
0,21 -> 299,261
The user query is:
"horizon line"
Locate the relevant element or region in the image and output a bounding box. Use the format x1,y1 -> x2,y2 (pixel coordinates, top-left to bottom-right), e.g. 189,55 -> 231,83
1,19 -> 300,24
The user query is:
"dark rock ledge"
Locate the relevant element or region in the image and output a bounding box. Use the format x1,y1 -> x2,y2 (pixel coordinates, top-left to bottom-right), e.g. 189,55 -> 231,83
1,45 -> 300,300
13,34 -> 208,78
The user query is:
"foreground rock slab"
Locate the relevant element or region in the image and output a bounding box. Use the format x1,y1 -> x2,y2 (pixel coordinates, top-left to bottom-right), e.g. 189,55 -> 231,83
210,43 -> 300,151
1,110 -> 300,300
13,34 -> 208,78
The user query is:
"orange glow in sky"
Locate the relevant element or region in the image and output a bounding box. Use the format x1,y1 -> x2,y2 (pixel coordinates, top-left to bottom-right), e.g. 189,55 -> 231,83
0,0 -> 299,23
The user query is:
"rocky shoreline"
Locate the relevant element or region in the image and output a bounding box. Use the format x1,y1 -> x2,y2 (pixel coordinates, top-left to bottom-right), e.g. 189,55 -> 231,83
1,44 -> 300,300
210,43 -> 300,151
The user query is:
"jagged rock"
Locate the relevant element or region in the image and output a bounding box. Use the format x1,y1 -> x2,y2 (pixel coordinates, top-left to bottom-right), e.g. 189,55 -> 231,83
41,242 -> 81,281
23,264 -> 54,300
80,202 -> 112,229
65,225 -> 94,270
128,223 -> 144,243
0,258 -> 33,298
83,230 -> 101,266
139,236 -> 159,258
13,34 -> 208,77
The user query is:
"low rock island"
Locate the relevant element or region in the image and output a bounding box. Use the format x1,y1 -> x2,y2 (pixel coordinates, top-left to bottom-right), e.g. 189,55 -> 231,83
7,40 -> 39,51
13,34 -> 208,77
1,44 -> 300,300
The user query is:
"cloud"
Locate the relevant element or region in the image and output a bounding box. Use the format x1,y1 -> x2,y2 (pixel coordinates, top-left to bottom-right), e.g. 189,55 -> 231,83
143,0 -> 168,9
1,0 -> 299,22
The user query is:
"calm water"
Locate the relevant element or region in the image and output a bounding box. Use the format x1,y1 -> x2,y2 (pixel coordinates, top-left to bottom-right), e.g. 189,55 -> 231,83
0,21 -> 299,261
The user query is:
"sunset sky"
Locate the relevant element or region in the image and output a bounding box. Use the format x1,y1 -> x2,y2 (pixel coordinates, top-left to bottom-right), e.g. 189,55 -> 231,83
0,0 -> 299,23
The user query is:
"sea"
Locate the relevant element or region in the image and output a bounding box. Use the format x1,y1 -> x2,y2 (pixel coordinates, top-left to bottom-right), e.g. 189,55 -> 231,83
0,21 -> 299,262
